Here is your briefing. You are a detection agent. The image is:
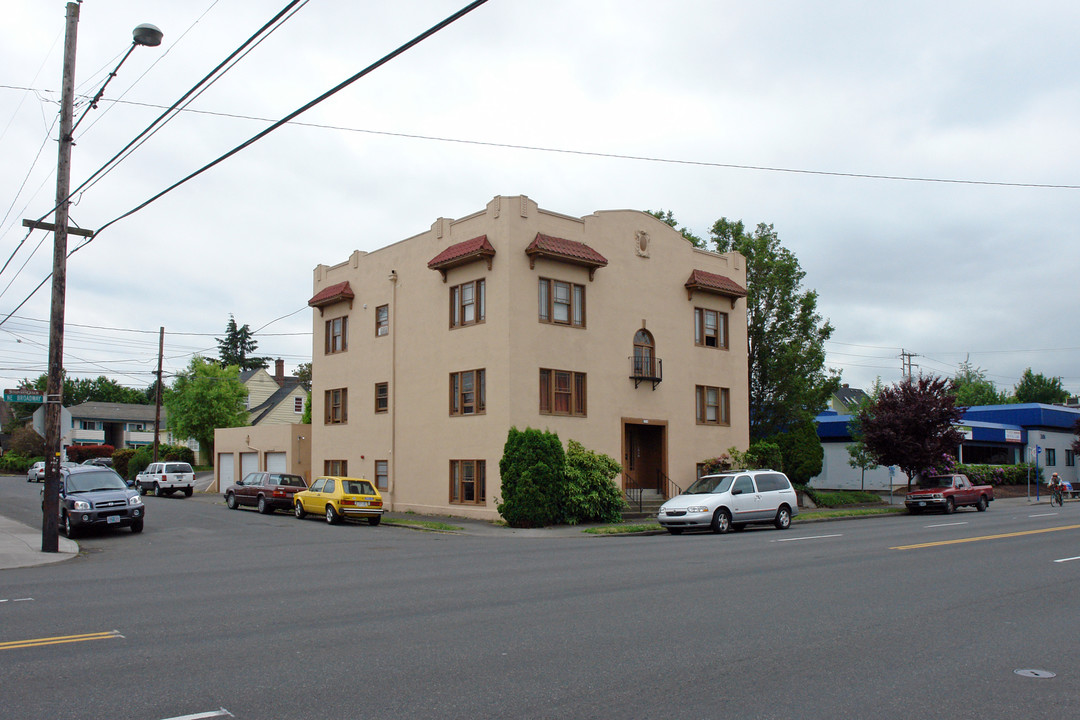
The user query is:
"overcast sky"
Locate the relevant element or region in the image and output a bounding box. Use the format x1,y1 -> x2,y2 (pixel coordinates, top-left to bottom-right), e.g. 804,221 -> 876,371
1,0 -> 1077,402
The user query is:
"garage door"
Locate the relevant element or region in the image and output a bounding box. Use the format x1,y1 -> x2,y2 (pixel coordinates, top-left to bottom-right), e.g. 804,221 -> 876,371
240,452 -> 258,478
216,453 -> 234,493
266,452 -> 287,473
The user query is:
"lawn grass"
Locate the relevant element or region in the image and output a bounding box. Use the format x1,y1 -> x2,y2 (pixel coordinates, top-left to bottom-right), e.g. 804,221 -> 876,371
382,518 -> 463,532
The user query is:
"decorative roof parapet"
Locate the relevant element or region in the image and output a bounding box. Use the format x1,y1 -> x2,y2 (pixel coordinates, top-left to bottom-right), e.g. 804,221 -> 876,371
525,233 -> 608,280
684,269 -> 747,306
308,281 -> 354,315
427,235 -> 496,282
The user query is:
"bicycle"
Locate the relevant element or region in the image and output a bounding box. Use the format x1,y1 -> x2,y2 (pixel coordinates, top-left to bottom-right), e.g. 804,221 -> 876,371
1050,485 -> 1064,507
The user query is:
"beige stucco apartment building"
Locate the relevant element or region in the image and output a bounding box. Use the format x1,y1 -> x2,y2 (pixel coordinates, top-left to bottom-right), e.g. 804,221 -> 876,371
308,195 -> 749,520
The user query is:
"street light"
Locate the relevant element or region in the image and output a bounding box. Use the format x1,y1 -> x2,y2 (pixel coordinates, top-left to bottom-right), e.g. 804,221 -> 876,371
36,3 -> 162,553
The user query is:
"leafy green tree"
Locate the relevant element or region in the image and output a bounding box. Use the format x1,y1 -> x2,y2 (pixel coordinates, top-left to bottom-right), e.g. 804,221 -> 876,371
301,393 -> 312,424
562,440 -> 626,524
710,218 -> 841,441
1012,368 -> 1068,404
164,356 -> 249,459
216,314 -> 270,371
952,360 -> 1008,406
24,373 -> 150,406
846,379 -> 883,490
646,209 -> 705,248
856,374 -> 964,489
497,427 -> 565,527
9,426 -> 45,457
295,362 -> 312,391
770,419 -> 824,485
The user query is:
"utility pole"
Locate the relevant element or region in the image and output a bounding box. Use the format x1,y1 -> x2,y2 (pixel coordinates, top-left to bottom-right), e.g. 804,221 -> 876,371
153,326 -> 164,462
40,1 -> 81,553
900,349 -> 919,379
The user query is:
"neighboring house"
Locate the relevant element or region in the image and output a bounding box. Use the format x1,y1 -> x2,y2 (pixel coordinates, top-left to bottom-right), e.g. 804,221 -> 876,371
66,402 -> 199,458
828,384 -> 868,414
307,194 -> 750,520
241,359 -> 308,425
813,403 -> 1080,490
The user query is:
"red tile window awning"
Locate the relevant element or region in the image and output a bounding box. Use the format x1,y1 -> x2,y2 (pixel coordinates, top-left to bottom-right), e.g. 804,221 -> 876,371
524,233 -> 608,281
308,281 -> 354,315
427,235 -> 496,282
684,269 -> 747,305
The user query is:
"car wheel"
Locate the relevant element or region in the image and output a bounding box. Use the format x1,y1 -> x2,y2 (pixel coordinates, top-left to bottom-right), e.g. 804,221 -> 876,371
130,519 -> 144,534
294,501 -> 306,519
666,527 -> 683,535
154,483 -> 164,497
138,484 -> 147,496
63,513 -> 78,539
976,495 -> 988,512
944,498 -> 955,514
368,515 -> 381,527
774,505 -> 792,530
257,496 -> 270,514
183,487 -> 193,498
325,504 -> 341,525
710,508 -> 731,534
226,492 -> 238,510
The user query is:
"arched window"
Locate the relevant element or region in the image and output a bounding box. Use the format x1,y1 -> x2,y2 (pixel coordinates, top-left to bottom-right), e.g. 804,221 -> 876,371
633,329 -> 654,378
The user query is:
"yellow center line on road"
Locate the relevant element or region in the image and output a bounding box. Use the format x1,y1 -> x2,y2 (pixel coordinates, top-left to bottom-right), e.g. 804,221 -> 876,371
891,524 -> 1080,551
0,630 -> 122,651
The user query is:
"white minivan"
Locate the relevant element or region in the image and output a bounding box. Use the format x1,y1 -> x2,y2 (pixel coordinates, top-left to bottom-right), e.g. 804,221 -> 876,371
657,469 -> 798,535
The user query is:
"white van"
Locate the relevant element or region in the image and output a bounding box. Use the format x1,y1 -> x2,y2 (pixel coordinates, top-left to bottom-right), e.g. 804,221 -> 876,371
657,469 -> 798,535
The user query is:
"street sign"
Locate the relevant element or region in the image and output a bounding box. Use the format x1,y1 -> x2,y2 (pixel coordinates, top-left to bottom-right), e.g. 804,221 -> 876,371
4,389 -> 43,403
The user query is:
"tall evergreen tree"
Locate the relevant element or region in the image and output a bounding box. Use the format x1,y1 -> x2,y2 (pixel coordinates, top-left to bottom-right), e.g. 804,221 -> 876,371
216,314 -> 270,371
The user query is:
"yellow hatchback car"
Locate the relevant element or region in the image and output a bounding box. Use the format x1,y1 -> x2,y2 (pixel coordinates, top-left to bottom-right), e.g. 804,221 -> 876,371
293,476 -> 384,526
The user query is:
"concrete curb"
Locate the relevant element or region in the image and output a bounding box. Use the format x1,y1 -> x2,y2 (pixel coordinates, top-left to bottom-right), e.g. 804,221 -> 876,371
0,515 -> 78,570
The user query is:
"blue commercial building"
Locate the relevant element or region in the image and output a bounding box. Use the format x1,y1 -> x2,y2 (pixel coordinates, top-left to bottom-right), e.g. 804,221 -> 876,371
812,403 -> 1079,490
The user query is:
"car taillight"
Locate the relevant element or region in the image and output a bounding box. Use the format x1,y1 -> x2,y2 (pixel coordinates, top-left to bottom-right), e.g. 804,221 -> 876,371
272,490 -> 285,498
160,475 -> 167,481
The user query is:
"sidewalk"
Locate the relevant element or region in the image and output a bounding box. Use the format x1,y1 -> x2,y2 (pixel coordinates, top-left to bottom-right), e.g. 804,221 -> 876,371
0,515 -> 78,570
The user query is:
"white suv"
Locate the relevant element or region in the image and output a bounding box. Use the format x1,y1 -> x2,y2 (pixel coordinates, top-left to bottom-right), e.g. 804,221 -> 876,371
658,469 -> 798,535
135,461 -> 196,497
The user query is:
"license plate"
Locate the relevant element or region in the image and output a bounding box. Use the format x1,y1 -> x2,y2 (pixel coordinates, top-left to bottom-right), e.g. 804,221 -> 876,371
107,515 -> 120,524
918,501 -> 926,507
356,501 -> 369,507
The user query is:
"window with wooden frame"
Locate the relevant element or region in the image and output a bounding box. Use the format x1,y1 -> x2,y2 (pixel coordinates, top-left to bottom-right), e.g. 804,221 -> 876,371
695,385 -> 730,425
449,369 -> 485,416
538,278 -> 585,327
450,459 -> 485,505
324,388 -> 347,424
325,316 -> 348,354
375,304 -> 389,337
375,460 -> 388,490
374,382 -> 388,413
694,307 -> 728,349
294,396 -> 304,413
539,368 -> 587,416
450,278 -> 485,328
324,459 -> 347,476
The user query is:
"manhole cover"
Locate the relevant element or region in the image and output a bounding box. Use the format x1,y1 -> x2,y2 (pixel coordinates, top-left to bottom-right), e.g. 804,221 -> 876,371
1015,669 -> 1056,679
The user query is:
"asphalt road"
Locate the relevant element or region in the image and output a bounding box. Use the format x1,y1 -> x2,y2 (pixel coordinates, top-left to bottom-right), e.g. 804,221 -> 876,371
1,475 -> 1078,720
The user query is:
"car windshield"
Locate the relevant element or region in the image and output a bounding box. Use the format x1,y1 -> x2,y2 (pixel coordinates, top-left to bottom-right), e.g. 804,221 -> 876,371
916,476 -> 950,489
165,463 -> 192,473
65,470 -> 128,493
343,480 -> 376,495
685,475 -> 734,495
271,474 -> 306,487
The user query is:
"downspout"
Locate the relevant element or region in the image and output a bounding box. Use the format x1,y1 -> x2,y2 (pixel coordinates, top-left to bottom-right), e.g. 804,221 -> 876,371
246,434 -> 262,471
389,269 -> 398,508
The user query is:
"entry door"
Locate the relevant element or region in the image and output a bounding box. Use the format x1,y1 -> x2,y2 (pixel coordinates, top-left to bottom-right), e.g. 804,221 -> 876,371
623,423 -> 665,495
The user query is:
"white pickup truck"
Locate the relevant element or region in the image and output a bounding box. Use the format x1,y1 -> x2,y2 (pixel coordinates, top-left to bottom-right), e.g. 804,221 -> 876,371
135,461 -> 196,497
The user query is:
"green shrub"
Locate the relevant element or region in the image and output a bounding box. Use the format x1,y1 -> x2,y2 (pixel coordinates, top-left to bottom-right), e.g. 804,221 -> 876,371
0,451 -> 40,473
497,427 -> 565,527
112,448 -> 136,479
159,444 -> 195,464
955,462 -> 1040,486
562,440 -> 625,524
127,446 -> 154,481
65,444 -> 114,463
771,420 -> 823,485
804,488 -> 883,507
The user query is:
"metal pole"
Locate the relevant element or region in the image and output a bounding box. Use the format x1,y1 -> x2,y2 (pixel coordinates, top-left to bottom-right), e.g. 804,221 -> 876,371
41,2 -> 80,553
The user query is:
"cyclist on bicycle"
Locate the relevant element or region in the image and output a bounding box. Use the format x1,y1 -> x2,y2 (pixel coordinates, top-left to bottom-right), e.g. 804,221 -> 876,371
1049,472 -> 1064,507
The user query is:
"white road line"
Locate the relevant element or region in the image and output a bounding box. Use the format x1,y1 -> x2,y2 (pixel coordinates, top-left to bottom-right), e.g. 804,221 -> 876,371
0,598 -> 34,603
1030,513 -> 1058,518
925,521 -> 968,528
772,533 -> 843,543
1053,556 -> 1080,564
160,710 -> 233,720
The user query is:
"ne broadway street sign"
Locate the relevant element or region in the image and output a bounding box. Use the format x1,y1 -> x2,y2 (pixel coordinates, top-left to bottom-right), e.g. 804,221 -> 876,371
4,390 -> 43,403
